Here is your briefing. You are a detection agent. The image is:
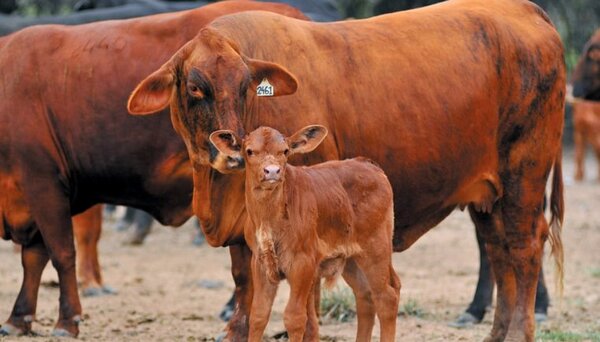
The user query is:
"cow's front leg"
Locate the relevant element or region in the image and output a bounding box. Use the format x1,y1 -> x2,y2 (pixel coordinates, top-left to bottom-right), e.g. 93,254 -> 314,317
1,235 -> 49,336
224,243 -> 253,341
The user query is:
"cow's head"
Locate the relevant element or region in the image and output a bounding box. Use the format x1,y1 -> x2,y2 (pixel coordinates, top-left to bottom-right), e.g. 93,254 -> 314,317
209,125 -> 327,190
572,32 -> 600,100
127,28 -> 298,173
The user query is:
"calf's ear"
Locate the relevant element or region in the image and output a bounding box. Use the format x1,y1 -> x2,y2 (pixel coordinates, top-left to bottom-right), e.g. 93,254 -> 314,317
128,64 -> 174,115
287,125 -> 328,155
209,130 -> 242,157
247,58 -> 298,96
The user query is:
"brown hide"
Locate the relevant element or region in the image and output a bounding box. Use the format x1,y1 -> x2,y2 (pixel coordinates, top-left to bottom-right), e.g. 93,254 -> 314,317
572,29 -> 600,101
0,1 -> 308,337
573,100 -> 600,181
130,0 -> 565,340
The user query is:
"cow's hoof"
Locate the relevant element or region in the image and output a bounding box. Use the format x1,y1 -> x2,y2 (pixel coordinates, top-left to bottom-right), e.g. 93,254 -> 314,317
448,312 -> 480,328
52,316 -> 81,337
214,332 -> 226,342
535,312 -> 548,323
82,286 -> 104,297
82,284 -> 118,297
102,285 -> 118,295
124,232 -> 146,246
219,306 -> 234,322
0,323 -> 25,336
52,328 -> 76,337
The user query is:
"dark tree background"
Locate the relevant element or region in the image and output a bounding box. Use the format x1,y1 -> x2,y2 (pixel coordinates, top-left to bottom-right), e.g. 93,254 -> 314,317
3,0 -> 598,71
338,0 -> 600,73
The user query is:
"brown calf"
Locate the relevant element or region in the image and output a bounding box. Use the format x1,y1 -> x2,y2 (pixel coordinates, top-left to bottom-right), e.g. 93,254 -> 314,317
573,100 -> 600,181
210,126 -> 399,342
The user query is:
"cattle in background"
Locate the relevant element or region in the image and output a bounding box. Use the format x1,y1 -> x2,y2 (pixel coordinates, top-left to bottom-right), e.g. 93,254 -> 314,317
210,125 -> 399,341
572,29 -> 600,101
129,0 -> 566,340
572,100 -> 600,181
0,1 -> 308,337
0,0 -> 340,36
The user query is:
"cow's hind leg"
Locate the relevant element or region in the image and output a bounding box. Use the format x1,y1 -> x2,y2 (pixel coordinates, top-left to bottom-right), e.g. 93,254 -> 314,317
73,205 -> 113,297
0,234 -> 49,336
342,258 -> 376,341
469,206 -> 514,342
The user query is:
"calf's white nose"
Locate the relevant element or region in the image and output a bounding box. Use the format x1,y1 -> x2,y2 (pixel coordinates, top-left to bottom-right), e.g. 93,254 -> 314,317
263,165 -> 281,180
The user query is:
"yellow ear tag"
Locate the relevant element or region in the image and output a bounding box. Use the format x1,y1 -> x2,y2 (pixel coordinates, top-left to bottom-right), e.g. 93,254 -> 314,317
256,78 -> 274,97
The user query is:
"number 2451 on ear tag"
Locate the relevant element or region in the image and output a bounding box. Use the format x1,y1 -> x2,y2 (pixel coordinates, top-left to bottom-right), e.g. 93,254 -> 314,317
256,78 -> 274,97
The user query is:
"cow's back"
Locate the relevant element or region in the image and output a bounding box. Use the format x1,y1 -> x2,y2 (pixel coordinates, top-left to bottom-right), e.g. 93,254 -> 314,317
209,0 -> 564,249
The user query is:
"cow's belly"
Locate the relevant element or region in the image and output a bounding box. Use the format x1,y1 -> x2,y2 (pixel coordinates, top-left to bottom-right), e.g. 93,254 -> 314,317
0,174 -> 35,243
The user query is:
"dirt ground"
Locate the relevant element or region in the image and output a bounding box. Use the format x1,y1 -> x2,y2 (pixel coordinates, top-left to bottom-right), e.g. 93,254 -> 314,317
0,149 -> 599,341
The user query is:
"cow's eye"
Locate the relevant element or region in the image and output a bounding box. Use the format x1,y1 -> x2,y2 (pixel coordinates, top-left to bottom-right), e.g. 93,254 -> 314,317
246,149 -> 253,156
187,83 -> 205,98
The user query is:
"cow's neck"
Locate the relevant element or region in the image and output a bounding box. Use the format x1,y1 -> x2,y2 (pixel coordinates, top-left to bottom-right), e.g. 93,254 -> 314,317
192,166 -> 246,247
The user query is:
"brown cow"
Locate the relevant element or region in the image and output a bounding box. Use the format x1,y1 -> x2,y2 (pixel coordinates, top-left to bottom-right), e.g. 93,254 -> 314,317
572,29 -> 600,101
573,100 -> 600,181
210,125 -> 399,341
129,0 -> 566,340
0,1 -> 307,338
72,205 -> 118,296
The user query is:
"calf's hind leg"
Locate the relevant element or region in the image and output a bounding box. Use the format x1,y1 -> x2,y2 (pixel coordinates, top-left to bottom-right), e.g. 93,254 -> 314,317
355,251 -> 400,342
342,258 -> 376,341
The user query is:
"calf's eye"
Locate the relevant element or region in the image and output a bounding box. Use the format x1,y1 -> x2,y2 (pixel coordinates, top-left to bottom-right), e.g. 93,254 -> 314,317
283,149 -> 289,156
246,149 -> 253,156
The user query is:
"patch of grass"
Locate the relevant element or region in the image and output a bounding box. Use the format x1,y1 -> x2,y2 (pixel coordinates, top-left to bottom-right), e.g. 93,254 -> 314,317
537,329 -> 600,341
589,267 -> 600,278
320,286 -> 356,323
398,298 -> 426,318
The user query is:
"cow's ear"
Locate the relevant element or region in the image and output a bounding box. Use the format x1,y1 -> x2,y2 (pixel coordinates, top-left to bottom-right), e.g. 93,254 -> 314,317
209,130 -> 242,157
128,65 -> 174,115
287,125 -> 328,155
247,58 -> 298,96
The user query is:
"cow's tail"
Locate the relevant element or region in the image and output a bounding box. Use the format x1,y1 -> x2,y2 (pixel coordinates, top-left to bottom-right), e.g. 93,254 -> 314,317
548,147 -> 564,299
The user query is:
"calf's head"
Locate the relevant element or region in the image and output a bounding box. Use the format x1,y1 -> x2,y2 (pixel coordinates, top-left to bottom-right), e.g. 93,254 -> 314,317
209,125 -> 328,190
127,28 -> 298,173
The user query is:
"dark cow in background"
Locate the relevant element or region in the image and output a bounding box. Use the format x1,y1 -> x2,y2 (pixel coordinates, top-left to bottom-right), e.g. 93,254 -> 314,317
0,1 -> 308,337
0,0 -> 340,36
572,29 -> 600,101
571,29 -> 600,181
130,0 -> 565,340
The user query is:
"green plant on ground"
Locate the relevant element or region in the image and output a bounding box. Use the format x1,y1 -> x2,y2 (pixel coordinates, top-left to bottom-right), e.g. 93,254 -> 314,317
320,285 -> 356,323
398,297 -> 426,318
537,329 -> 600,341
